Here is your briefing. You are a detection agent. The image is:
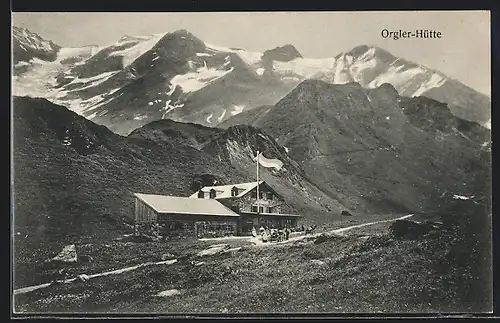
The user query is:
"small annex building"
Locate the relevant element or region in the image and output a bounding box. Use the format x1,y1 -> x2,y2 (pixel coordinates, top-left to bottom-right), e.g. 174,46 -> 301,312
133,181 -> 300,239
133,194 -> 240,239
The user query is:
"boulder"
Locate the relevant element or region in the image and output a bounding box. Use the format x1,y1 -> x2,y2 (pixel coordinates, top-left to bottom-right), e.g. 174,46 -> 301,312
341,210 -> 353,216
156,289 -> 181,297
190,260 -> 205,267
389,220 -> 436,239
314,233 -> 342,244
161,253 -> 176,261
311,259 -> 325,266
197,244 -> 230,257
78,274 -> 90,282
208,244 -> 230,249
51,244 -> 78,263
222,247 -> 242,256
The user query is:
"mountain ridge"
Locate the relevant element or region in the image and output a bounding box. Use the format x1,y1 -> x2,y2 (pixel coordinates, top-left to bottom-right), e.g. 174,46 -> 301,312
222,79 -> 491,214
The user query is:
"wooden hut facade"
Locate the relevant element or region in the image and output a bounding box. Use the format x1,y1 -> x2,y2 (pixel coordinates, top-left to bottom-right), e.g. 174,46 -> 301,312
133,181 -> 301,239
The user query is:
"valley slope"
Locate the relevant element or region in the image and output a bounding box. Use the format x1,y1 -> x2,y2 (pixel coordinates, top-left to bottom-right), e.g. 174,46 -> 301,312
13,96 -> 347,288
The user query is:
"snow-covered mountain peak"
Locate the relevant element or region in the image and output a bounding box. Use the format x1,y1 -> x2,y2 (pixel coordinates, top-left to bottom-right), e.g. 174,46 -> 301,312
13,26 -> 61,64
262,44 -> 302,62
13,27 -> 58,50
12,27 -> 491,134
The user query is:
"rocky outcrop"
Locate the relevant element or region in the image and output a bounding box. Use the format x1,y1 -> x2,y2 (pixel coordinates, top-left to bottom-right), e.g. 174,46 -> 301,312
389,220 -> 443,240
50,244 -> 78,263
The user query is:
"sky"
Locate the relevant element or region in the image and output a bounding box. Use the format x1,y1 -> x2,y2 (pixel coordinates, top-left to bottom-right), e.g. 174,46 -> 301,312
12,11 -> 491,95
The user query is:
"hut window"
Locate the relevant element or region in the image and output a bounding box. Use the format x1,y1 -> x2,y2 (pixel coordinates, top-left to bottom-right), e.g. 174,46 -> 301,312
198,191 -> 204,198
231,186 -> 238,197
251,205 -> 258,213
209,189 -> 217,199
259,206 -> 264,213
259,192 -> 263,199
268,207 -> 274,213
251,190 -> 257,198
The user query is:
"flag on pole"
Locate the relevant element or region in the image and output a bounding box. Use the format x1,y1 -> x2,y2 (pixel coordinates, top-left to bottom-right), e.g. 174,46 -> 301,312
254,152 -> 284,171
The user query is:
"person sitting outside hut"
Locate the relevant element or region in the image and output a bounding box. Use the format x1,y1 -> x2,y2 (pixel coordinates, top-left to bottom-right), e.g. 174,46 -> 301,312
271,229 -> 278,241
262,230 -> 269,243
284,227 -> 290,240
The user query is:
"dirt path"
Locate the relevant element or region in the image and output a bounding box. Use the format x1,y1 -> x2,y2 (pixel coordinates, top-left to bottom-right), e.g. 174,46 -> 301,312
13,259 -> 177,296
254,213 -> 414,246
331,214 -> 414,234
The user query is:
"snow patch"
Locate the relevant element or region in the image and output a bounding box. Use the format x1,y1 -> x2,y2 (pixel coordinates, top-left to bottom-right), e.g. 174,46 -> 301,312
161,100 -> 184,118
206,114 -> 213,123
284,146 -> 289,153
156,289 -> 181,298
109,33 -> 165,67
169,65 -> 234,93
217,109 -> 227,122
412,73 -> 446,97
166,85 -> 177,96
56,46 -> 97,63
204,42 -> 238,53
196,52 -> 212,57
62,137 -> 72,146
134,114 -> 148,120
237,51 -> 263,65
14,61 -> 31,68
349,58 -> 378,83
453,194 -> 474,200
368,66 -> 425,89
484,119 -> 491,129
148,102 -> 154,106
273,57 -> 337,80
230,104 -> 245,116
66,71 -> 119,91
256,68 -> 265,76
107,88 -> 120,96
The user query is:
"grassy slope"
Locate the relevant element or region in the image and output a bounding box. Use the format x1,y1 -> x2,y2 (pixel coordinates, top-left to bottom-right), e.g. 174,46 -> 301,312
12,97 -> 359,289
12,97 -> 251,289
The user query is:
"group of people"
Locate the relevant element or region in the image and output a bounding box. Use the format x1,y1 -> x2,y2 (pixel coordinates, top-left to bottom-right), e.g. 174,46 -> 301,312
253,224 -> 315,242
251,224 -> 318,243
257,226 -> 290,242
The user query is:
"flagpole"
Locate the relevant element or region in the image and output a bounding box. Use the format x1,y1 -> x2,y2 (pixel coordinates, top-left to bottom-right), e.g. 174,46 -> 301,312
256,150 -> 260,215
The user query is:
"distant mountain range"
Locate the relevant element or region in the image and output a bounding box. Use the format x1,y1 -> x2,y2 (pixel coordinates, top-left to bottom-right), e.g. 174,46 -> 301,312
12,27 -> 491,135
